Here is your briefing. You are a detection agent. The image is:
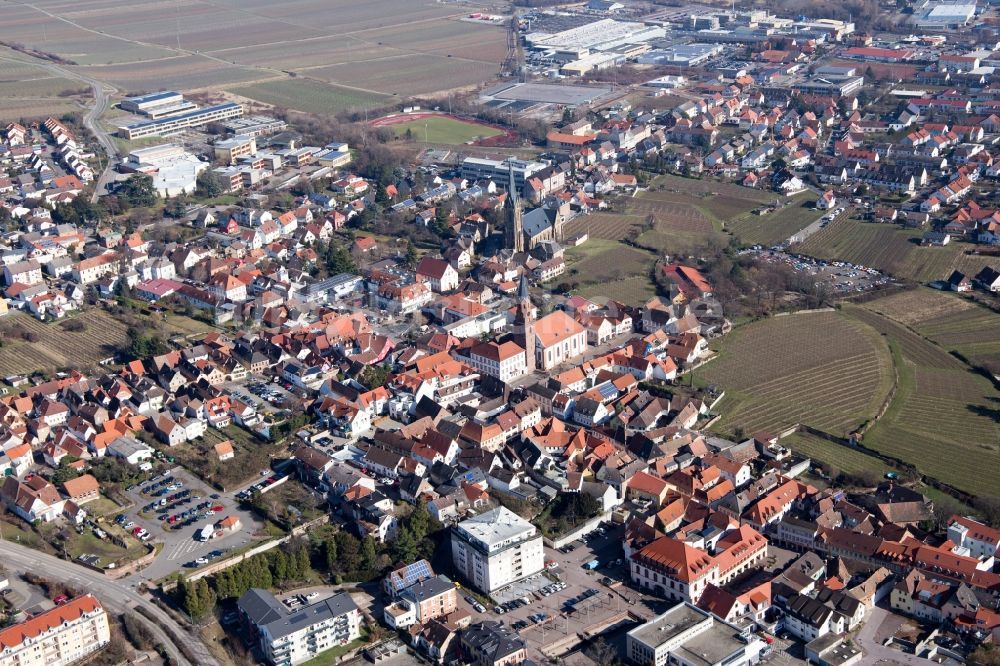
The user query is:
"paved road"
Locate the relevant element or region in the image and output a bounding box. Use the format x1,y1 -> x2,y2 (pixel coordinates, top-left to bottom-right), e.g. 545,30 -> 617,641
0,540 -> 218,666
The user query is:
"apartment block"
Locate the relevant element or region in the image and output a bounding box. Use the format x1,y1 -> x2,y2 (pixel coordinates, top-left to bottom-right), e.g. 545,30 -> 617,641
0,595 -> 110,666
451,506 -> 544,593
238,588 -> 360,666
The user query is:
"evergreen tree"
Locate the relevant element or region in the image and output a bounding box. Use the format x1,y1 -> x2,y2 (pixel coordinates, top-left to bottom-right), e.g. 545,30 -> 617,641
361,536 -> 378,574
325,239 -> 356,275
297,545 -> 310,577
323,537 -> 338,572
335,531 -> 362,575
408,501 -> 430,540
271,549 -> 288,581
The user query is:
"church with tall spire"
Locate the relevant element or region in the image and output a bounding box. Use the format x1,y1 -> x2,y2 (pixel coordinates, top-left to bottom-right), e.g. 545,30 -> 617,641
504,163 -> 525,253
512,274 -> 536,374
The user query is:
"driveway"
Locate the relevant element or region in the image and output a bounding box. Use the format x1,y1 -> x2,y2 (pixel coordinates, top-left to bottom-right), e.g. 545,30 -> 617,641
855,605 -> 935,665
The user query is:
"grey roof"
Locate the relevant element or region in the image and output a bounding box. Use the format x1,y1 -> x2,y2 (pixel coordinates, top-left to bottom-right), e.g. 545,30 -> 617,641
239,588 -> 358,640
238,588 -> 286,626
522,207 -> 553,239
462,621 -> 526,661
402,575 -> 455,603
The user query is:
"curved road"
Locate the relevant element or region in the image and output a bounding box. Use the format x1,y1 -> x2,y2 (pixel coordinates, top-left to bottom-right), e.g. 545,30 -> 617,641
0,540 -> 218,666
0,52 -> 119,202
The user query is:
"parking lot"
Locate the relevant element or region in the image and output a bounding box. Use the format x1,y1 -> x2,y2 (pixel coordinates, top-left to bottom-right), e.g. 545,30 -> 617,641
118,466 -> 262,581
742,248 -> 894,294
452,522 -> 671,662
223,376 -> 299,412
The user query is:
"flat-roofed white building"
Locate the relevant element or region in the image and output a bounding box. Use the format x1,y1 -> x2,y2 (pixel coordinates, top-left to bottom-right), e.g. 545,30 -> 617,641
626,602 -> 768,666
460,157 -> 547,192
126,144 -> 208,197
451,506 -> 544,593
120,91 -> 185,114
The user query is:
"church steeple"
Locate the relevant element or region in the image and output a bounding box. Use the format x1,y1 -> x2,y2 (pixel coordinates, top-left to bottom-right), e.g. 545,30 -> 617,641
504,162 -> 524,253
515,274 -> 535,374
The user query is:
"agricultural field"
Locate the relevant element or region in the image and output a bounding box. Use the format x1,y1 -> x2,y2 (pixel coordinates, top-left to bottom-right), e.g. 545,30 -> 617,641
726,193 -> 820,246
0,77 -> 86,98
862,289 -> 1000,369
579,276 -> 658,305
228,79 -> 387,116
564,213 -> 646,241
74,56 -> 264,93
699,311 -> 895,439
564,238 -> 658,305
648,173 -> 775,202
619,176 -> 809,253
390,116 -> 502,144
0,310 -> 129,376
629,192 -> 718,234
0,51 -> 88,120
0,309 -> 214,377
305,54 -> 497,97
0,98 -> 80,123
358,19 -> 509,63
567,244 -> 656,284
844,305 -> 1000,497
0,0 -> 506,118
780,431 -> 883,476
795,217 -> 1000,282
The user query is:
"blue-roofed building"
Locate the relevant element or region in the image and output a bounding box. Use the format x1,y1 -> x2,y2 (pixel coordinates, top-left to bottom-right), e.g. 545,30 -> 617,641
118,102 -> 243,140
120,91 -> 183,112
384,558 -> 436,599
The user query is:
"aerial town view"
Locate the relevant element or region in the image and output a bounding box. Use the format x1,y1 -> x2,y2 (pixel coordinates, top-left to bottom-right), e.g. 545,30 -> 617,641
0,0 -> 999,665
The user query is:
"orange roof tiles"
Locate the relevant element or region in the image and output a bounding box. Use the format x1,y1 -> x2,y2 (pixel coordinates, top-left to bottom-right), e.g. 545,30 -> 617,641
0,595 -> 102,650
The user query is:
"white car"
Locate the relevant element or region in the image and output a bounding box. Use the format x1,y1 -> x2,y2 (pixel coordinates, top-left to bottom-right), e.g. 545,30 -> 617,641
306,592 -> 319,600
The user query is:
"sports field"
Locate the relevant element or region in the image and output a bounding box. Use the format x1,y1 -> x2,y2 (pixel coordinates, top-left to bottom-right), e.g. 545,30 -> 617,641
388,116 -> 503,144
699,311 -> 895,439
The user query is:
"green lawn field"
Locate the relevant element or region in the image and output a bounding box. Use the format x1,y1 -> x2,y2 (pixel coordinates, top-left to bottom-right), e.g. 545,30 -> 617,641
391,116 -> 501,144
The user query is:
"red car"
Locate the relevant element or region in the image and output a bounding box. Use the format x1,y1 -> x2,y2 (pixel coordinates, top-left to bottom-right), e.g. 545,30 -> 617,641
132,526 -> 143,536
53,595 -> 68,605
211,505 -> 224,513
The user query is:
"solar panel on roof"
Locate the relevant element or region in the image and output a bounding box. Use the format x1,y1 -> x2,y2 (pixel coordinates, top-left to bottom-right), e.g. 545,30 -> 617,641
597,382 -> 617,399
396,559 -> 433,589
